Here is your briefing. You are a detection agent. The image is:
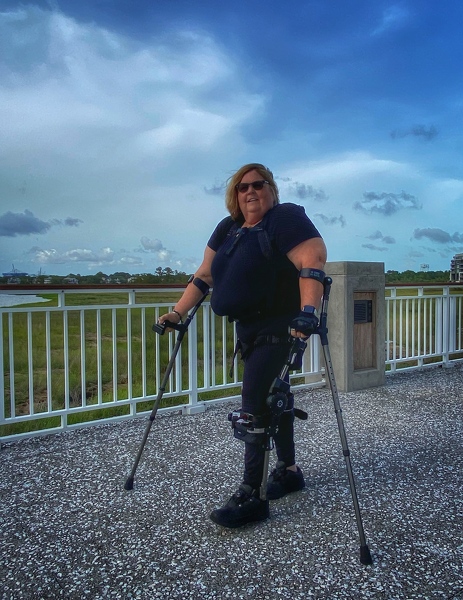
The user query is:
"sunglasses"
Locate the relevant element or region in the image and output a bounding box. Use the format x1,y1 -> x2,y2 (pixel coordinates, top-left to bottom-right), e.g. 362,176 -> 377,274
235,180 -> 269,193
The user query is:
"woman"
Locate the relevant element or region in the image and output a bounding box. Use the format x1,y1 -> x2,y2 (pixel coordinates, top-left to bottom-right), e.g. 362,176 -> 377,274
158,163 -> 327,528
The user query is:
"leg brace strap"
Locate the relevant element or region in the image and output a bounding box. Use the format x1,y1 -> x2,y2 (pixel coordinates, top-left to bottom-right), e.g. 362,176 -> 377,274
228,410 -> 269,447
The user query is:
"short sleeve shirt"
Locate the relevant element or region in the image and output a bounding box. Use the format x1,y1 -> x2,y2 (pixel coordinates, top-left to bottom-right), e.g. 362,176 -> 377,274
207,203 -> 321,321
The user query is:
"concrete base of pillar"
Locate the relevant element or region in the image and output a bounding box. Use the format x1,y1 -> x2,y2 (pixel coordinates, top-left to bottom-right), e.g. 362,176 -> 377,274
182,403 -> 206,415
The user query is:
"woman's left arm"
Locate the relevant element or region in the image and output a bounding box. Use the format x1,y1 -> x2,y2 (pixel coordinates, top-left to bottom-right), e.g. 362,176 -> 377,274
287,237 -> 327,309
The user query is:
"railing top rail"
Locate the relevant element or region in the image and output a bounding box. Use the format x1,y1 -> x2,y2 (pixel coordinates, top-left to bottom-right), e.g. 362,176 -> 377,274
386,282 -> 462,288
0,284 -> 188,294
3,282 -> 462,291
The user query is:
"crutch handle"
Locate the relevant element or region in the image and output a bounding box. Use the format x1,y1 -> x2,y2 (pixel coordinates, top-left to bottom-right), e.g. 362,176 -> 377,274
152,320 -> 186,335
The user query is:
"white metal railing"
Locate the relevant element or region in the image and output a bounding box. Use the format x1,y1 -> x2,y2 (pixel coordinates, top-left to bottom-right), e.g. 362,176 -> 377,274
0,286 -> 323,441
385,285 -> 463,371
2,284 -> 462,442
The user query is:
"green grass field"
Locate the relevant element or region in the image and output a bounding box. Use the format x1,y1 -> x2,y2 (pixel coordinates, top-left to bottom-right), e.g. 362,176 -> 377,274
1,291 -> 242,437
2,285 -> 461,437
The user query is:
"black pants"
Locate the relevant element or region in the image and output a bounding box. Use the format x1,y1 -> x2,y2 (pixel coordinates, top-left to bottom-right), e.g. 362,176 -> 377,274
236,318 -> 297,490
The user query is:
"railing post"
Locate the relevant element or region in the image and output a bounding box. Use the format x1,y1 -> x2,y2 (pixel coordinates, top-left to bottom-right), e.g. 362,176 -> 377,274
0,315 -> 4,423
442,286 -> 452,367
417,287 -> 424,368
57,290 -> 65,308
386,288 -> 396,371
303,336 -> 323,384
183,308 -> 205,415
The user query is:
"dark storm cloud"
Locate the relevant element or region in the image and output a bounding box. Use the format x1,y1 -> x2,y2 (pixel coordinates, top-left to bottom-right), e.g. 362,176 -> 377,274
354,191 -> 421,215
0,210 -> 51,237
204,183 -> 226,195
288,183 -> 328,202
413,228 -> 463,244
64,217 -> 83,227
0,210 -> 83,237
140,236 -> 176,262
314,213 -> 346,227
140,237 -> 166,252
390,125 -> 438,141
362,243 -> 388,252
367,230 -> 396,244
50,217 -> 83,227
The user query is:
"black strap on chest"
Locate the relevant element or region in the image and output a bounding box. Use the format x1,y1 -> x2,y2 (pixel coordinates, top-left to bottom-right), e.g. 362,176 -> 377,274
225,223 -> 274,260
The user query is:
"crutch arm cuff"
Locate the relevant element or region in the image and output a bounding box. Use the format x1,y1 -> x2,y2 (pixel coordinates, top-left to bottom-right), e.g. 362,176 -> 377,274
299,268 -> 325,284
188,275 -> 210,295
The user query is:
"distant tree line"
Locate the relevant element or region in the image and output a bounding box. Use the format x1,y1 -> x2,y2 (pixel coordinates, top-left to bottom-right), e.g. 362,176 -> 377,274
0,268 -> 452,286
385,270 -> 450,284
0,267 -> 191,286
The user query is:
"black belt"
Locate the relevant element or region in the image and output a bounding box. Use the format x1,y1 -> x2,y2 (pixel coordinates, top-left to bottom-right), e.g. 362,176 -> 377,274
229,335 -> 290,376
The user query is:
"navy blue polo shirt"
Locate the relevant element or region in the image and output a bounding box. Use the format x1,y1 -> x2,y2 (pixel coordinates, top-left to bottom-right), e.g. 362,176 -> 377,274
207,203 -> 321,322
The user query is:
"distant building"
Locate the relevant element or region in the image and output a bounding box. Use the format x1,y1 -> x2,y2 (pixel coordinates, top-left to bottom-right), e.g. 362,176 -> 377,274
2,266 -> 28,279
450,253 -> 463,282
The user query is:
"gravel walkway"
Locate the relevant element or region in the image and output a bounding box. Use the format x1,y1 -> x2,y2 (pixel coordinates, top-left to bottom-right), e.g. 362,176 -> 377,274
1,363 -> 463,600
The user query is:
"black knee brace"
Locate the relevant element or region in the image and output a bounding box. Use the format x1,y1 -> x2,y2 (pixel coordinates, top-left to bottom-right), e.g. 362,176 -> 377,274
228,410 -> 270,448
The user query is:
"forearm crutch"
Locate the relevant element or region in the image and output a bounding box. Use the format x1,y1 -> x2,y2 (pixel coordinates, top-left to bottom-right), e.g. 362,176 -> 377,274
318,277 -> 373,565
124,291 -> 209,491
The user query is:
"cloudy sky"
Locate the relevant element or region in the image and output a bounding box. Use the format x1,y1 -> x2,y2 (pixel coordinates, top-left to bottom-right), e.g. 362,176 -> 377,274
1,0 -> 462,277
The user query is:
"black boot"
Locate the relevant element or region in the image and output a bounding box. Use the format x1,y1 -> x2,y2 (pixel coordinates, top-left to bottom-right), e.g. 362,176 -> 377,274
266,461 -> 305,500
210,484 -> 269,528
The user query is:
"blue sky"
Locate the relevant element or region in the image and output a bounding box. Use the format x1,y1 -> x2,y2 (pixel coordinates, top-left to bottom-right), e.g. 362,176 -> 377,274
1,0 -> 462,277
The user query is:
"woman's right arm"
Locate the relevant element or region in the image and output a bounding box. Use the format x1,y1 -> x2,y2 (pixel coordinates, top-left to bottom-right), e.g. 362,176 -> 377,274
157,245 -> 216,327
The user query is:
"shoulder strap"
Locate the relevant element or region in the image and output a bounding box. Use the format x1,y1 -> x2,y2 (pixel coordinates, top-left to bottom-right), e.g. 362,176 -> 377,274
256,227 -> 273,260
222,216 -> 275,260
252,211 -> 276,260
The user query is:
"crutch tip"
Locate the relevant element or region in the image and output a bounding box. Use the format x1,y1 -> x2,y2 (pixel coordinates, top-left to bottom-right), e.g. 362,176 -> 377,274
360,545 -> 373,565
124,476 -> 134,491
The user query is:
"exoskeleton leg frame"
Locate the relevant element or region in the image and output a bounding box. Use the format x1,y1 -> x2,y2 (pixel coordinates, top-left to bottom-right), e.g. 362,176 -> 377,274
227,407 -> 279,501
228,339 -> 308,501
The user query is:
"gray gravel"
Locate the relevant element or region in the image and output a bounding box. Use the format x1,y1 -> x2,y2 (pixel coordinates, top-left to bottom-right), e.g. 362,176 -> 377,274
2,363 -> 463,600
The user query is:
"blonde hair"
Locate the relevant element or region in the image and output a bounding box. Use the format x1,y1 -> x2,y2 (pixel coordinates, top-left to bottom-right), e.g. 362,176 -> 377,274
225,163 -> 279,220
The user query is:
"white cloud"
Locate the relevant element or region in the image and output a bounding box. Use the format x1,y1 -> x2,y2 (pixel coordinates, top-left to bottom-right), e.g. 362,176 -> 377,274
0,9 -> 262,163
0,5 -> 266,274
0,3 -> 460,276
29,246 -> 116,265
371,5 -> 411,36
282,152 -> 409,186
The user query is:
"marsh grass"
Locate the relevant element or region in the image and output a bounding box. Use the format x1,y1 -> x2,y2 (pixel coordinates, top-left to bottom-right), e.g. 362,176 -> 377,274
385,286 -> 463,369
1,292 -> 242,436
6,286 -> 459,437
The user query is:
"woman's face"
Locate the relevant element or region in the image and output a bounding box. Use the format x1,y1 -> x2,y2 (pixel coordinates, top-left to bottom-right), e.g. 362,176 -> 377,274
237,169 -> 276,225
